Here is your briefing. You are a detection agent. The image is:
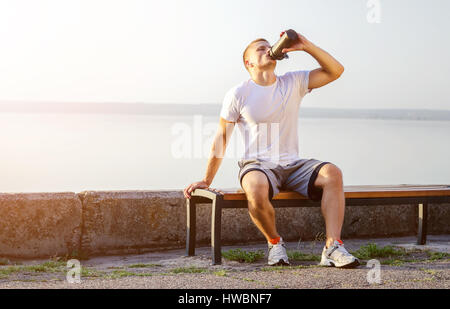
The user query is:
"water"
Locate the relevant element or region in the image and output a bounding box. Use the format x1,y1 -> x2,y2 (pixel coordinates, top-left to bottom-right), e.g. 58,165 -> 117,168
1,113 -> 449,193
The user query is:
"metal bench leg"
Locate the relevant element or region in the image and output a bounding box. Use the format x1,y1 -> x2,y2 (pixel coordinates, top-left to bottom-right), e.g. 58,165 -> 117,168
211,197 -> 223,265
417,202 -> 428,245
186,197 -> 197,256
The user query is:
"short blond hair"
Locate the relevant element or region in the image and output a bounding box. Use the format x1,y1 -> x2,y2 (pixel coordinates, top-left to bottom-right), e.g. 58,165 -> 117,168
243,38 -> 269,71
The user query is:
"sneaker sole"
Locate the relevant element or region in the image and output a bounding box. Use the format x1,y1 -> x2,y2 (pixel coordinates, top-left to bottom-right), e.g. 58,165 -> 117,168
268,259 -> 290,266
320,258 -> 360,269
337,259 -> 360,269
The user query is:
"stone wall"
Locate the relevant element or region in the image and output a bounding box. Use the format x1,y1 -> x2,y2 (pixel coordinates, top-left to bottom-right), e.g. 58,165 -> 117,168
0,190 -> 448,258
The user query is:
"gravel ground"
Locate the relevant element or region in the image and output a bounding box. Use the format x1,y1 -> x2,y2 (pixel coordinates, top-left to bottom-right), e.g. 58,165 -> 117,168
0,235 -> 449,289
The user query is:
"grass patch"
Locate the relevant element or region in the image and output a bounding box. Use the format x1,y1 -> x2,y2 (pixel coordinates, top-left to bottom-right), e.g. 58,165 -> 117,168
421,268 -> 438,275
80,267 -> 104,278
0,267 -> 20,277
107,270 -> 138,279
134,273 -> 153,277
213,270 -> 227,277
0,259 -> 67,277
242,278 -> 256,282
105,270 -> 153,279
352,244 -> 449,265
351,243 -> 407,260
23,265 -> 52,273
24,259 -> 68,273
427,251 -> 450,261
222,249 -> 265,263
0,258 -> 11,266
128,263 -> 162,268
170,266 -> 209,274
287,250 -> 320,262
0,259 -> 107,282
381,259 -> 406,266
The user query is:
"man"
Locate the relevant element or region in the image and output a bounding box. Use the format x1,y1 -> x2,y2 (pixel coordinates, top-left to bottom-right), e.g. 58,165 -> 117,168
184,31 -> 359,268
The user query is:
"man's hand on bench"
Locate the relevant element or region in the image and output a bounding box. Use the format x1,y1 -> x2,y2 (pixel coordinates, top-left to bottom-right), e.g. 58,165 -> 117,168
183,180 -> 224,199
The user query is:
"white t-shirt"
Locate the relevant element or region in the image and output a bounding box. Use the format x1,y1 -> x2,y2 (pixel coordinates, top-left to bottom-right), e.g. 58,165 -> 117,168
220,70 -> 311,167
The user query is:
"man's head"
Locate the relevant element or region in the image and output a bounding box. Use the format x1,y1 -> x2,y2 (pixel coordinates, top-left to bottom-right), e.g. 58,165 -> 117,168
243,38 -> 276,73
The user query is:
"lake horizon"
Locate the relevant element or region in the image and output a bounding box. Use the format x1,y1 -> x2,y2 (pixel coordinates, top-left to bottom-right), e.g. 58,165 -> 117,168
1,112 -> 449,193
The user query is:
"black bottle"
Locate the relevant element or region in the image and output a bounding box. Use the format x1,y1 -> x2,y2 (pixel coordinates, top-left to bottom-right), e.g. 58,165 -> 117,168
269,29 -> 299,60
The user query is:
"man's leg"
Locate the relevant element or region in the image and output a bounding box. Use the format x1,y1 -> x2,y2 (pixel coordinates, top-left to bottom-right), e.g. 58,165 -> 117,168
313,163 -> 346,248
241,170 -> 279,241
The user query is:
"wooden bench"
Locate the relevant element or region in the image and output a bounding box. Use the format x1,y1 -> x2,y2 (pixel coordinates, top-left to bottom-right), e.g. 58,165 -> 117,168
185,184 -> 450,265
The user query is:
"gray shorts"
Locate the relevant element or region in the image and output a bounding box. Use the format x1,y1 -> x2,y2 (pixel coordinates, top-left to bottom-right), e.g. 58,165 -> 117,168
238,158 -> 332,201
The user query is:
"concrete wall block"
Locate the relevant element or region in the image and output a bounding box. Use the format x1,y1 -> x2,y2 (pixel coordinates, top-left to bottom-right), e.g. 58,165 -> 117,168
0,192 -> 82,258
0,190 -> 448,258
341,204 -> 417,238
429,203 -> 450,234
78,190 -> 186,256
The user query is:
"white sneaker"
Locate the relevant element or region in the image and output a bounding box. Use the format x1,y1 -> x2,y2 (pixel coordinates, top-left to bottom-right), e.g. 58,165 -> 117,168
268,238 -> 290,266
319,240 -> 360,268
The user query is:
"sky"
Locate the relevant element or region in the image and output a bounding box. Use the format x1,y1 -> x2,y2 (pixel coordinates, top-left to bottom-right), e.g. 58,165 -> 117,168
0,0 -> 449,110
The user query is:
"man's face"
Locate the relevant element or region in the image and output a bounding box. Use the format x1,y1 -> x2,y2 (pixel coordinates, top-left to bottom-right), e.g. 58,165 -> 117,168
246,41 -> 276,71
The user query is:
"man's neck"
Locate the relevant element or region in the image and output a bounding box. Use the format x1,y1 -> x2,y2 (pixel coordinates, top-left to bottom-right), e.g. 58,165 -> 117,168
250,70 -> 277,86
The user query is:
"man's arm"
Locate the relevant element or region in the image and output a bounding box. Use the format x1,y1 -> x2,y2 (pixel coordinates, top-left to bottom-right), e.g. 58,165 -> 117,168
304,43 -> 344,89
281,32 -> 344,90
183,117 -> 235,199
203,117 -> 235,185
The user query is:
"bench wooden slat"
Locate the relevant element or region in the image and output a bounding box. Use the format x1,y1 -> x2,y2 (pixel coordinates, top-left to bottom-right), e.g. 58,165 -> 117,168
214,185 -> 450,201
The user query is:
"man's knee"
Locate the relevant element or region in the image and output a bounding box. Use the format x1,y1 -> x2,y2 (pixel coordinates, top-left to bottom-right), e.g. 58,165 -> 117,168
241,170 -> 271,206
314,163 -> 343,189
